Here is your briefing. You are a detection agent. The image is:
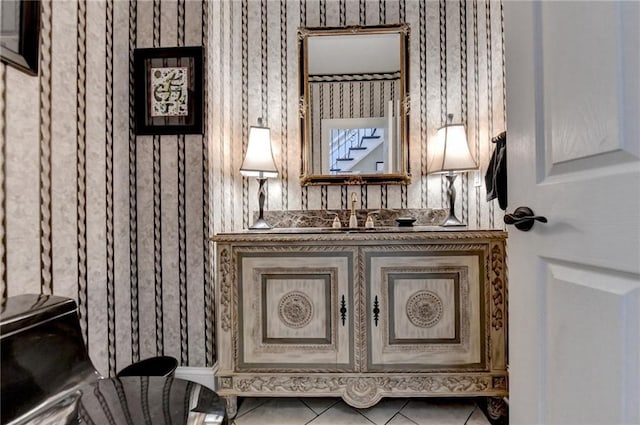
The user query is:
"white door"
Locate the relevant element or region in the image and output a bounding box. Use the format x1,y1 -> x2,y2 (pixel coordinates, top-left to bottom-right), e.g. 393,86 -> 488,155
504,2 -> 639,424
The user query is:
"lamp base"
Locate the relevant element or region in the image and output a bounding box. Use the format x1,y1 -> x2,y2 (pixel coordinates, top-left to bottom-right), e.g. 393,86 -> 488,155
248,177 -> 272,230
440,173 -> 466,227
249,218 -> 272,230
441,213 -> 466,227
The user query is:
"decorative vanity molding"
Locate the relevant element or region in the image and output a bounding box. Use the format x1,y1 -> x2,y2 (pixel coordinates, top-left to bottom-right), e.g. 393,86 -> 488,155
213,228 -> 507,418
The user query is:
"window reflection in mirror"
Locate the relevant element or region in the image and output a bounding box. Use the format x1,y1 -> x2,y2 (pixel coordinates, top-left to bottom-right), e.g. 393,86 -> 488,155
299,24 -> 411,186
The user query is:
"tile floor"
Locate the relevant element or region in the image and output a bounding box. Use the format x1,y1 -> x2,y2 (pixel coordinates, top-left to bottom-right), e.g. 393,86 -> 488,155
230,397 -> 492,425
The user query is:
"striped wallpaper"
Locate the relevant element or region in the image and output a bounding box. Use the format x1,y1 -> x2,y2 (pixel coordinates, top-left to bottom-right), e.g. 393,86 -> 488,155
209,0 -> 505,228
0,0 -> 505,374
1,0 -> 211,375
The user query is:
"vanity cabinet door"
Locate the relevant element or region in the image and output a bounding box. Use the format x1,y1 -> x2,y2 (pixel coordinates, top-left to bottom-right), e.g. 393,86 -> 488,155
236,250 -> 355,371
364,248 -> 487,372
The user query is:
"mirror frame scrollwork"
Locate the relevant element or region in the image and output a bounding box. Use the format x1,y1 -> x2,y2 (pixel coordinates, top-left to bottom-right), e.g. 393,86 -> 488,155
298,24 -> 411,186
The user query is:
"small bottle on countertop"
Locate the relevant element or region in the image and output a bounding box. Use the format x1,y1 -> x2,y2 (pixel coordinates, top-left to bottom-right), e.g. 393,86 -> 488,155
365,214 -> 375,228
332,215 -> 342,228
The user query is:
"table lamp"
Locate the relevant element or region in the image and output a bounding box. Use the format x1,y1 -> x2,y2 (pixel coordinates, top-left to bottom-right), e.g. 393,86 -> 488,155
240,118 -> 278,229
429,114 -> 477,226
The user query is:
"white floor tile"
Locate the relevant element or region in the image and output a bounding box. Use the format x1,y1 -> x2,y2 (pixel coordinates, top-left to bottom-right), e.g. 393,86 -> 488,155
464,407 -> 491,425
386,413 -> 419,425
301,397 -> 341,415
400,399 -> 476,425
233,398 -> 316,425
229,397 -> 491,425
235,397 -> 269,418
306,401 -> 374,425
358,398 -> 410,425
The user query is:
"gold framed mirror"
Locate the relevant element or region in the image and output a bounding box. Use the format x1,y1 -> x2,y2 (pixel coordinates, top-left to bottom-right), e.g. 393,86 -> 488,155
298,24 -> 411,186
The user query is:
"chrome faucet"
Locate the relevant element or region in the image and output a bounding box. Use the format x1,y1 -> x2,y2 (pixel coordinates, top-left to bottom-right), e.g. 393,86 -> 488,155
349,192 -> 358,228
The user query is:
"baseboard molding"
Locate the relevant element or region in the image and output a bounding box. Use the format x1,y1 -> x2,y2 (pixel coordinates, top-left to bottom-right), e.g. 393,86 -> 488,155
174,364 -> 218,391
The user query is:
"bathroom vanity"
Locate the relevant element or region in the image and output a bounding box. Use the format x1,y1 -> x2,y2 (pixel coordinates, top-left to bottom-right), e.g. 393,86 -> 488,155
213,227 -> 507,418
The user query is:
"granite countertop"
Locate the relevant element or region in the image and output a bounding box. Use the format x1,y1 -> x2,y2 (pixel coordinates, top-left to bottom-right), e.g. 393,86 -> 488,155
217,225 -> 452,235
211,225 -> 507,242
259,208 -> 448,229
211,209 -> 506,241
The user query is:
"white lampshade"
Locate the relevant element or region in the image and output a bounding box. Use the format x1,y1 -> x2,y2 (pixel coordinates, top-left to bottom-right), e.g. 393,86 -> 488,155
240,124 -> 278,178
429,123 -> 477,174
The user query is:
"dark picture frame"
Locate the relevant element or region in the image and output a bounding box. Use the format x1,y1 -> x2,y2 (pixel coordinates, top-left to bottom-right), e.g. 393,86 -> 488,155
134,46 -> 203,135
0,0 -> 41,76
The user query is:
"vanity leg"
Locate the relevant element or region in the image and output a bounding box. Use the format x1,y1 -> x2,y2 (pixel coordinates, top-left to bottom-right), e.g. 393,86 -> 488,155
224,395 -> 238,419
486,396 -> 508,420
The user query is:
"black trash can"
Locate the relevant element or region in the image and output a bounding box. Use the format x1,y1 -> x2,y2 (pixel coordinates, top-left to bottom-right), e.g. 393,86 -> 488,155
116,356 -> 178,378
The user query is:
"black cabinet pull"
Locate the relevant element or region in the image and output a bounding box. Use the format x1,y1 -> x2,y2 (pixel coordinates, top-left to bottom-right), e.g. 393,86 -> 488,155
340,295 -> 347,326
373,296 -> 380,327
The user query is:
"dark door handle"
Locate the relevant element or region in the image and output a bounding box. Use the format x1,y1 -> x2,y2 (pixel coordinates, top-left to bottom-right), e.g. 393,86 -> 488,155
504,206 -> 547,231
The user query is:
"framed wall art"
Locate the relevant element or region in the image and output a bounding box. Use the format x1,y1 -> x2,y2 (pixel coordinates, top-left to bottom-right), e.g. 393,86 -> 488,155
0,0 -> 41,76
134,46 -> 203,135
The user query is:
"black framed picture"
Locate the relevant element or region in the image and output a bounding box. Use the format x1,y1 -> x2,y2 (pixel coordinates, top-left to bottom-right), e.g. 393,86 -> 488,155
0,0 -> 41,76
134,46 -> 203,135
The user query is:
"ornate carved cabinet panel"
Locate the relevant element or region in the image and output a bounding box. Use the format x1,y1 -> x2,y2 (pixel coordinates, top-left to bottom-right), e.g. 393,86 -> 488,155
214,230 -> 507,417
365,249 -> 484,370
236,251 -> 354,370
